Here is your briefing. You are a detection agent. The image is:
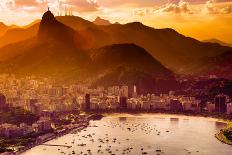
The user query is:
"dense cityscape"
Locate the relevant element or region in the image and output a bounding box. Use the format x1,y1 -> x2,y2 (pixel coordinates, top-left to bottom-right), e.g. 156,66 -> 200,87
0,0 -> 232,154
0,73 -> 232,154
0,74 -> 232,114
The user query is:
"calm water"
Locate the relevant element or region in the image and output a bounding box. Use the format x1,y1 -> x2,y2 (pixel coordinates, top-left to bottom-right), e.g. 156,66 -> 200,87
22,114 -> 232,155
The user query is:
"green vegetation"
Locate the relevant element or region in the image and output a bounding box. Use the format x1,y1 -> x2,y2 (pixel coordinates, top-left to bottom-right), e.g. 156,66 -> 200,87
208,80 -> 232,99
216,122 -> 232,145
0,147 -> 13,154
0,107 -> 39,125
223,130 -> 232,141
227,122 -> 232,128
0,130 -> 54,153
0,136 -> 35,147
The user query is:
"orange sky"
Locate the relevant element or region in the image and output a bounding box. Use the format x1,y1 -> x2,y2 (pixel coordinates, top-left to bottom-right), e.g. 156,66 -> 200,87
0,0 -> 232,43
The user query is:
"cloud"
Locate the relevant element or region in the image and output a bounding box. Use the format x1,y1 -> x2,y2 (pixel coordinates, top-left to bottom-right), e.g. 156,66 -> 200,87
0,0 -> 103,26
0,0 -> 15,11
134,0 -> 232,17
22,6 -> 37,11
65,0 -> 101,12
134,0 -> 193,16
205,0 -> 218,13
204,0 -> 232,14
35,0 -> 47,4
10,0 -> 101,12
220,6 -> 232,14
155,0 -> 192,14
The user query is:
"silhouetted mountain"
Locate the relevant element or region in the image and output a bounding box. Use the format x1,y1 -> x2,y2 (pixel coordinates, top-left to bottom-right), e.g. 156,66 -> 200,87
0,11 -> 90,79
93,17 -> 111,25
203,51 -> 232,78
0,14 -> 232,79
0,15 -> 97,48
0,24 -> 39,48
0,22 -> 10,37
91,44 -> 171,75
0,11 -> 179,93
94,23 -> 232,75
90,44 -> 179,93
38,10 -> 76,45
203,39 -> 232,47
57,16 -> 96,31
51,19 -> 232,76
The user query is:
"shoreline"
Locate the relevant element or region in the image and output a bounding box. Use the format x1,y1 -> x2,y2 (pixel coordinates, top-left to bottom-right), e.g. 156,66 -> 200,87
215,132 -> 232,145
89,111 -> 232,124
14,116 -> 91,155
11,112 -> 232,155
15,125 -> 89,155
215,122 -> 232,145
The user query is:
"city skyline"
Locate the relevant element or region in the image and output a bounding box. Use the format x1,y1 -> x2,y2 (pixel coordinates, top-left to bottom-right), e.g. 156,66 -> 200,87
0,2 -> 232,154
0,0 -> 232,43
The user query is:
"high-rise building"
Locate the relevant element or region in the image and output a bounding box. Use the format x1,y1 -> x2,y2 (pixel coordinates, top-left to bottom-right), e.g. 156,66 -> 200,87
206,102 -> 215,112
214,94 -> 227,113
132,85 -> 137,98
227,103 -> 232,114
120,97 -> 127,109
0,94 -> 6,110
120,86 -> 129,98
170,99 -> 183,112
85,94 -> 91,111
29,99 -> 40,114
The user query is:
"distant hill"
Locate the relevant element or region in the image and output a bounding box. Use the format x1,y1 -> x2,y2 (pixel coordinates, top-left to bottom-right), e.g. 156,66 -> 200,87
203,39 -> 232,47
91,44 -> 171,75
0,11 -> 90,79
0,23 -> 18,34
0,12 -> 177,92
94,23 -> 232,76
203,51 -> 232,79
93,17 -> 111,25
0,24 -> 39,48
0,14 -> 232,79
0,22 -> 9,36
57,16 -> 96,31
0,16 -> 97,48
90,44 -> 178,93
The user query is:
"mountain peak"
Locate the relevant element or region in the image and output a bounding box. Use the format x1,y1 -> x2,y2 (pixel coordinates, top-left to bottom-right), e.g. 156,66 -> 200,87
203,38 -> 232,47
41,10 -> 56,24
93,16 -> 111,25
38,10 -> 75,44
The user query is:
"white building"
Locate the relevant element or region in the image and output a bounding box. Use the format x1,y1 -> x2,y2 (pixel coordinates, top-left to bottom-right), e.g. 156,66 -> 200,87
206,102 -> 215,112
227,103 -> 232,114
142,101 -> 150,110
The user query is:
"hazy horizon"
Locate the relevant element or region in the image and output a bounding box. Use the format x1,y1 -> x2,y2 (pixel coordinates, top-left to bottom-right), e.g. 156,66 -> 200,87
0,2 -> 232,154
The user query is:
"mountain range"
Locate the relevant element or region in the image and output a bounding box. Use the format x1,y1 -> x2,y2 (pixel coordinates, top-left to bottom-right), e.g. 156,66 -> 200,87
93,17 -> 111,25
0,22 -> 20,36
0,11 -> 231,90
203,39 -> 232,47
0,11 -> 180,93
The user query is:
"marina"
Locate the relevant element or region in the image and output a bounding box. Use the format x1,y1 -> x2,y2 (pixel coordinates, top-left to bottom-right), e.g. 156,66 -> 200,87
22,114 -> 232,155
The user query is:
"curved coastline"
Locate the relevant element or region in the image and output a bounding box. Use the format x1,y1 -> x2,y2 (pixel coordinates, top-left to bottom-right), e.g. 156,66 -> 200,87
215,132 -> 232,145
94,111 -> 232,124
15,112 -> 232,155
215,123 -> 232,145
98,111 -> 232,146
15,114 -> 102,155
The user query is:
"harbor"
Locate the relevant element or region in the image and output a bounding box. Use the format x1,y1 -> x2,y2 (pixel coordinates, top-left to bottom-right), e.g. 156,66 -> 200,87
21,114 -> 232,155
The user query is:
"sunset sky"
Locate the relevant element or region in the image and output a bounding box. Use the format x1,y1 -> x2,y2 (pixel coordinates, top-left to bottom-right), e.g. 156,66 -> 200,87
0,0 -> 232,43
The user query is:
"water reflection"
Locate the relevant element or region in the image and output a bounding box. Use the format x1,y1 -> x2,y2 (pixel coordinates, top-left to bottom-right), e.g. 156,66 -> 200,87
215,121 -> 227,130
170,117 -> 179,124
119,117 -> 127,122
22,114 -> 232,155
